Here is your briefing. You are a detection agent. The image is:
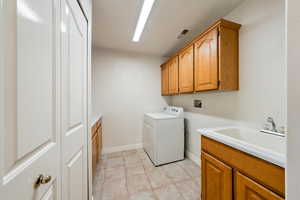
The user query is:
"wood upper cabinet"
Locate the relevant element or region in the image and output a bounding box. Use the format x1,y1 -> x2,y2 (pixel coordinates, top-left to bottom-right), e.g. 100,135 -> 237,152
194,28 -> 218,91
160,19 -> 241,95
161,63 -> 169,95
168,56 -> 179,94
179,46 -> 194,93
218,25 -> 239,90
236,172 -> 284,200
201,151 -> 232,200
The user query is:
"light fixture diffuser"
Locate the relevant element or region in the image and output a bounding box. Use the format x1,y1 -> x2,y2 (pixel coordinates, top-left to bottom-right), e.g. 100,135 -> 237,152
132,0 -> 155,42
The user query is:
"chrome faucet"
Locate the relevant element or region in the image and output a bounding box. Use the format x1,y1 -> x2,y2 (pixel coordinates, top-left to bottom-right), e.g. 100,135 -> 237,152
261,117 -> 285,137
266,117 -> 277,132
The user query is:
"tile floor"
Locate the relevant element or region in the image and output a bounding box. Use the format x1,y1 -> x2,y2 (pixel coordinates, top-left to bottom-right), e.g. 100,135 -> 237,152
93,148 -> 201,200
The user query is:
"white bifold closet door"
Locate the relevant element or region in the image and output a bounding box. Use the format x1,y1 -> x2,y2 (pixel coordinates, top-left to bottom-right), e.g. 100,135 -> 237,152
61,0 -> 88,200
0,0 -> 61,199
0,0 -> 89,199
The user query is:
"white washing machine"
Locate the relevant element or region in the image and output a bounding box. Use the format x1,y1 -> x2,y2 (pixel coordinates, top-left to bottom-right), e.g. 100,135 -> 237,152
143,106 -> 184,166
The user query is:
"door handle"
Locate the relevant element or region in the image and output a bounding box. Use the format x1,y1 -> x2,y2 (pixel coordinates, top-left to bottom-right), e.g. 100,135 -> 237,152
35,174 -> 52,188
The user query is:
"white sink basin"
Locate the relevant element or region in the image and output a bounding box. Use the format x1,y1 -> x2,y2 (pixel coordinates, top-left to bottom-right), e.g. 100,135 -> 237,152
198,127 -> 286,168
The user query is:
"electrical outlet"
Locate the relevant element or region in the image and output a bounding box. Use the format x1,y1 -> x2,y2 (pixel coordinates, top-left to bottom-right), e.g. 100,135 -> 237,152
194,99 -> 202,108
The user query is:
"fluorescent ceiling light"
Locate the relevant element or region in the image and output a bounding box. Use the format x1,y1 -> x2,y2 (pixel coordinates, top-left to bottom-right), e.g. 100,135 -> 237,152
132,0 -> 155,42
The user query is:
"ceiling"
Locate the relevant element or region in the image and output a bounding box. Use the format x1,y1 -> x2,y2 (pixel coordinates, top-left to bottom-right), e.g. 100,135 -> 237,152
92,0 -> 245,57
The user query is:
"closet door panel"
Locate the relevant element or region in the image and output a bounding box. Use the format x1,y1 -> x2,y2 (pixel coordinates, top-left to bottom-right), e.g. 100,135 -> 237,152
0,0 -> 60,199
61,0 -> 88,199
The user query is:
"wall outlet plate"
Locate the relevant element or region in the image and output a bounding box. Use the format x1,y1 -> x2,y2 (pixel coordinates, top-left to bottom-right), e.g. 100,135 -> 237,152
194,99 -> 202,108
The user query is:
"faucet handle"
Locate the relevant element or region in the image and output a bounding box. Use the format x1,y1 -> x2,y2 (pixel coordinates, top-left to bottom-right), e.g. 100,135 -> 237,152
278,126 -> 286,134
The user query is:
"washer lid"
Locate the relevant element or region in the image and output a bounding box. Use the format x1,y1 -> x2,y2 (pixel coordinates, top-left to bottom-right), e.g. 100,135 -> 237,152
145,112 -> 177,120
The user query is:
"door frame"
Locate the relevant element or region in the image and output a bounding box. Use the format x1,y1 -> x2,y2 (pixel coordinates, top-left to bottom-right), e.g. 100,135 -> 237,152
0,0 -> 6,183
286,0 -> 300,199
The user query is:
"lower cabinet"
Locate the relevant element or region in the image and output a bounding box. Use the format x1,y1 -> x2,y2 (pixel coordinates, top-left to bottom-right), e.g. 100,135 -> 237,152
201,152 -> 232,200
92,134 -> 97,177
98,124 -> 102,162
236,172 -> 284,200
91,118 -> 103,179
201,136 -> 285,200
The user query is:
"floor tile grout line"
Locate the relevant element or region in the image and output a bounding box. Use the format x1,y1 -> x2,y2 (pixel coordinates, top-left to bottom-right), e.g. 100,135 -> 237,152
174,180 -> 196,200
177,159 -> 202,181
95,149 -> 201,200
124,160 -> 130,199
175,161 -> 194,178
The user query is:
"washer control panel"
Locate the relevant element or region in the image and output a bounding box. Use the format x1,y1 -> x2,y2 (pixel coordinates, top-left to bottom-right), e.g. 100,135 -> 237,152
163,106 -> 184,118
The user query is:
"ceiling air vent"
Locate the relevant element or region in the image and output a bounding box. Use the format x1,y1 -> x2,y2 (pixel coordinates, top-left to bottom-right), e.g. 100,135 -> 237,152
177,29 -> 189,39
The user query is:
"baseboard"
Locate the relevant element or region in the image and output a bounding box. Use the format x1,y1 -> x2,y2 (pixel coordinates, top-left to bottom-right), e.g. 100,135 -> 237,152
102,143 -> 143,154
185,150 -> 201,166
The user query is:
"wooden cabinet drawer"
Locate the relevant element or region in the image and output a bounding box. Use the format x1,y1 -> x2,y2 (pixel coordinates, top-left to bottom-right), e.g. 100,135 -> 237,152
236,172 -> 284,200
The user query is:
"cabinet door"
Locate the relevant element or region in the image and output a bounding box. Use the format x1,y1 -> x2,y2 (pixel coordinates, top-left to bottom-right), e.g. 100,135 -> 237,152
98,123 -> 103,156
236,172 -> 284,200
95,132 -> 100,163
201,152 -> 232,200
179,46 -> 194,93
92,135 -> 97,178
161,63 -> 169,95
194,28 -> 218,91
169,56 -> 179,94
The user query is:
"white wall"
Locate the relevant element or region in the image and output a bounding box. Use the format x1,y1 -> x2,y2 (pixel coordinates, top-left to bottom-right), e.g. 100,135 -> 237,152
286,0 -> 300,198
171,0 -> 286,158
92,47 -> 170,152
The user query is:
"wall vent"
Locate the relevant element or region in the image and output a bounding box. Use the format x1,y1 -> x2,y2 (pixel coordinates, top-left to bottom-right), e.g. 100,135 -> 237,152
177,29 -> 189,39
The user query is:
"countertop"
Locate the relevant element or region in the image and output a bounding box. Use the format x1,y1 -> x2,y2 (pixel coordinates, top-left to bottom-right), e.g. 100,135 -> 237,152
197,126 -> 286,168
